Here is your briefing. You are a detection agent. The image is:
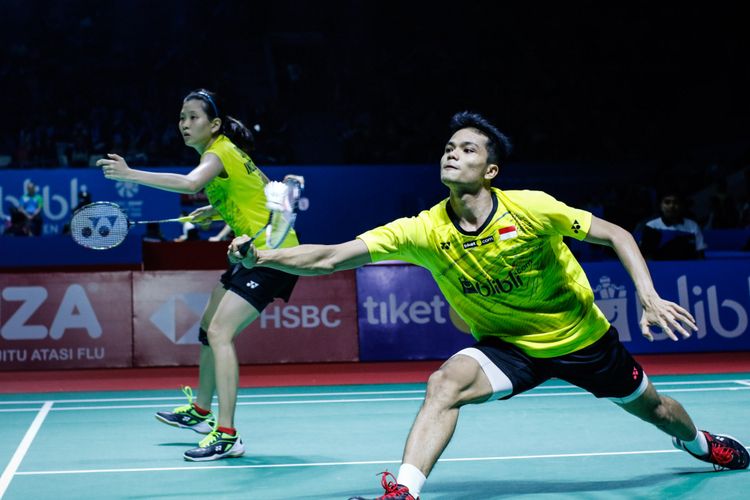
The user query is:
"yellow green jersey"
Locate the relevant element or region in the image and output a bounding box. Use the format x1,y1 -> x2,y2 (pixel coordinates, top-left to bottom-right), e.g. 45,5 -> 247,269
202,134 -> 298,250
357,188 -> 610,358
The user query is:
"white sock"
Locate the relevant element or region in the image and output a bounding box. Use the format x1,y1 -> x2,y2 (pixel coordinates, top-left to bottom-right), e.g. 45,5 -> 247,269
682,430 -> 709,456
397,463 -> 426,498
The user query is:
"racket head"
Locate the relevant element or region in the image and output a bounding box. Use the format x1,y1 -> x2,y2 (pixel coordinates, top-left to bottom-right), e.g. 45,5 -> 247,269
265,177 -> 303,249
70,202 -> 131,249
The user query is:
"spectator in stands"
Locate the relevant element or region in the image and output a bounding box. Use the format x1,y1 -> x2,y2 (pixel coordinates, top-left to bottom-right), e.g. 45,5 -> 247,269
704,177 -> 739,229
639,190 -> 706,260
17,180 -> 44,236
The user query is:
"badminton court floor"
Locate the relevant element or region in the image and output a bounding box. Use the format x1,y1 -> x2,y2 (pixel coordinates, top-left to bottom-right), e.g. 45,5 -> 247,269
1,373 -> 749,499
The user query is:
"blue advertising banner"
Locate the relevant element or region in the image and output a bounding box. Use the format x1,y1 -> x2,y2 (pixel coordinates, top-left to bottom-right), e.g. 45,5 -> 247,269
0,165 -> 447,245
583,260 -> 750,354
0,168 -> 183,239
356,264 -> 474,361
357,260 -> 750,361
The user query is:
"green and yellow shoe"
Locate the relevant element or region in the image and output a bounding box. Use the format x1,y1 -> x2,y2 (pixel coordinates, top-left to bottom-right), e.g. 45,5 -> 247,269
155,386 -> 216,434
183,429 -> 245,461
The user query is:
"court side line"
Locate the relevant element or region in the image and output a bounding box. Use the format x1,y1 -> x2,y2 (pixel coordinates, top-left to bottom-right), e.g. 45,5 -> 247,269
0,390 -> 427,406
1,379 -> 748,406
2,385 -> 749,413
14,449 -> 681,476
0,401 -> 53,499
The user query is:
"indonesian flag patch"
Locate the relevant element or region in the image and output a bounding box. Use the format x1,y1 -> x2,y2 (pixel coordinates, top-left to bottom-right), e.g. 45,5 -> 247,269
498,225 -> 518,240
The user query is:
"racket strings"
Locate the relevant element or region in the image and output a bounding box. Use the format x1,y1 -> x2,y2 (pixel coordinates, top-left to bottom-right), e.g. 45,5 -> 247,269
264,179 -> 302,248
70,202 -> 130,249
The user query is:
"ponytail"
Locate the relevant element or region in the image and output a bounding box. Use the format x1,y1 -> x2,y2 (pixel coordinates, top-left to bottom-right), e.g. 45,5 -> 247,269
222,115 -> 255,155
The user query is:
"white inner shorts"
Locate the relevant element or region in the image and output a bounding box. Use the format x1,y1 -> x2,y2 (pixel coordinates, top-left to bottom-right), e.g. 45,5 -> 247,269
453,347 -> 650,404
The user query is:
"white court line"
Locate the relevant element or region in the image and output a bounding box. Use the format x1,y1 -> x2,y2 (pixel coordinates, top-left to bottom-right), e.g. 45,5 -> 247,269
0,401 -> 52,498
1,385 -> 748,414
0,389 -> 427,406
14,449 -> 680,476
1,378 -> 748,406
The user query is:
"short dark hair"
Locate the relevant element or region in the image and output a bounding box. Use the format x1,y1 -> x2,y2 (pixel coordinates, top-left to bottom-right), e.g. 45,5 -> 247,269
449,111 -> 512,165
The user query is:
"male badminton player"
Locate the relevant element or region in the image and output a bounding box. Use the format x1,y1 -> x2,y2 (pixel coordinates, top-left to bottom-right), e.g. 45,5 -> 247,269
229,111 -> 749,499
96,89 -> 299,461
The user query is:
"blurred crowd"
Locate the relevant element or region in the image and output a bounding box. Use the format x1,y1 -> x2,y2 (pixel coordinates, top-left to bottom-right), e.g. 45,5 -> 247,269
2,1 -> 750,252
3,2 -> 748,169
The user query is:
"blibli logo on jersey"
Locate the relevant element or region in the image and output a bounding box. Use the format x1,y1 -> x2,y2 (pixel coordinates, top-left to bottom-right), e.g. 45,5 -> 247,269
459,269 -> 523,297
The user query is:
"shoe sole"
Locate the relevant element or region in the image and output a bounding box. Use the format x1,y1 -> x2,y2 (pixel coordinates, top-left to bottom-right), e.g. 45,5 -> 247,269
155,414 -> 214,434
183,442 -> 246,462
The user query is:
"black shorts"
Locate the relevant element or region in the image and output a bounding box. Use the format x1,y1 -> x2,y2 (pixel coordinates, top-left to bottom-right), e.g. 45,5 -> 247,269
220,264 -> 298,312
473,326 -> 645,400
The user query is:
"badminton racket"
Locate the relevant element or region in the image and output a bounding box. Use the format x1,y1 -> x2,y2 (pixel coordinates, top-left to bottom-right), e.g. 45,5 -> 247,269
239,175 -> 304,254
70,202 -> 192,250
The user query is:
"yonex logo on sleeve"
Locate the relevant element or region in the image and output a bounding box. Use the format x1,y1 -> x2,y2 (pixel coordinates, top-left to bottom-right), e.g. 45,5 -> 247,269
571,220 -> 581,233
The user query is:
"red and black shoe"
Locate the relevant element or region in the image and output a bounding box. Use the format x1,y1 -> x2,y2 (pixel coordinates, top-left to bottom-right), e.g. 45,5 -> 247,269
349,471 -> 418,500
673,430 -> 750,471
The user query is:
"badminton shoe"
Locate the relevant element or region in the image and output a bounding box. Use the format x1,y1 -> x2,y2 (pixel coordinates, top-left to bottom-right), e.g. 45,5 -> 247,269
155,386 -> 216,434
349,471 -> 418,500
673,430 -> 750,471
183,429 -> 245,461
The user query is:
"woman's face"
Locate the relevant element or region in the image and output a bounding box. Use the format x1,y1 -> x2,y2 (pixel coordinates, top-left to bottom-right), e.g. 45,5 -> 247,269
178,99 -> 217,149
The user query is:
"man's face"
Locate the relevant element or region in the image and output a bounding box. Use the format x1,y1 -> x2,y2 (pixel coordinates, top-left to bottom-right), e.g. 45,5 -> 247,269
660,195 -> 683,220
440,128 -> 495,188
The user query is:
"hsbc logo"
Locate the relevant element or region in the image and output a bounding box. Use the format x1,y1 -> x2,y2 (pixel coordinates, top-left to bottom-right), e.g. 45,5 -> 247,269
1,285 -> 102,340
149,292 -> 347,345
150,292 -> 207,345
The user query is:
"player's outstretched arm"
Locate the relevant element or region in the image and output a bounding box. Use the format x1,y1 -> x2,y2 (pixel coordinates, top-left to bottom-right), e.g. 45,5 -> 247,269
584,215 -> 698,342
96,153 -> 223,194
228,238 -> 372,276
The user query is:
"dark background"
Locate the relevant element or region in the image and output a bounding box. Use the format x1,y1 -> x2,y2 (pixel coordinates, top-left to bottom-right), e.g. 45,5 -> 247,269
1,1 -> 749,229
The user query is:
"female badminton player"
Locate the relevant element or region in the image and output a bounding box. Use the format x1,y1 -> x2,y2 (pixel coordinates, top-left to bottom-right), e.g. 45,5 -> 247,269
96,88 -> 299,461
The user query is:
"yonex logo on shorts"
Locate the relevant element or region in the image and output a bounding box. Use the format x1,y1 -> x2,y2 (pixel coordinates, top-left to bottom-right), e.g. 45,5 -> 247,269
246,281 -> 259,289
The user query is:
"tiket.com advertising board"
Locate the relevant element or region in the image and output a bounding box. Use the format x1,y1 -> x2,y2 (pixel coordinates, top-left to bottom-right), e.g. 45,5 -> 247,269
356,264 -> 475,361
0,272 -> 133,369
356,260 -> 750,361
132,270 -> 359,366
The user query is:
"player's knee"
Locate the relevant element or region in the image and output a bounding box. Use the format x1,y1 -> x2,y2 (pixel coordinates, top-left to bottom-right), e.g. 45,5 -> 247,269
204,326 -> 234,348
425,368 -> 463,407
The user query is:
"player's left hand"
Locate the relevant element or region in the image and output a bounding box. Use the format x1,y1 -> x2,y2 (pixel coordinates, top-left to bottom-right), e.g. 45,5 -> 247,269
189,205 -> 218,229
639,296 -> 698,342
96,153 -> 131,181
228,234 -> 258,268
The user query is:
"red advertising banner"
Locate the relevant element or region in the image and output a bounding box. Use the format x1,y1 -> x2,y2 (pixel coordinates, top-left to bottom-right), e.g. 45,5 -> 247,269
133,270 -> 359,366
0,272 -> 133,370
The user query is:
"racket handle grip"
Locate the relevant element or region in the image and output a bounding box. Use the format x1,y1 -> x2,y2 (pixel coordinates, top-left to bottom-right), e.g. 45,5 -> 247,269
238,240 -> 252,257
